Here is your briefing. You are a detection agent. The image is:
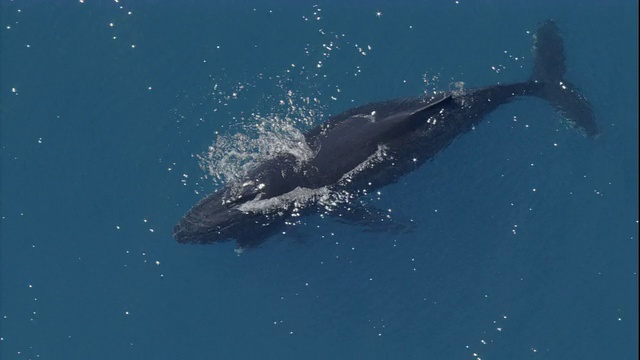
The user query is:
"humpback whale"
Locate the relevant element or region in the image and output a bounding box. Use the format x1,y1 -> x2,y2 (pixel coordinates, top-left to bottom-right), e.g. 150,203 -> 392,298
173,20 -> 598,249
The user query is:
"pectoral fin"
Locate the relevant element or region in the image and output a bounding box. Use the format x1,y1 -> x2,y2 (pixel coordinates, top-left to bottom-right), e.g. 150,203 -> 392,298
324,201 -> 415,234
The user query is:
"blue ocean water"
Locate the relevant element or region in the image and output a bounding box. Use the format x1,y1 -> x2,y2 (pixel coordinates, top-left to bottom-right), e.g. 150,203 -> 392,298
1,1 -> 637,359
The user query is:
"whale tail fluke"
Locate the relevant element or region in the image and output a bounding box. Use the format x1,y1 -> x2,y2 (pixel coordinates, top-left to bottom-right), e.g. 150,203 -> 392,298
529,19 -> 599,137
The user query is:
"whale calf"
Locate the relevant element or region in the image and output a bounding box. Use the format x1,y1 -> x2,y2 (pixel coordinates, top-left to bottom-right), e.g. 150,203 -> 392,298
173,20 -> 598,249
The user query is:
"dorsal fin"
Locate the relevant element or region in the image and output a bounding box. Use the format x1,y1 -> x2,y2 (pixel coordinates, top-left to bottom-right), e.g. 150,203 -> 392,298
396,94 -> 453,133
409,95 -> 453,117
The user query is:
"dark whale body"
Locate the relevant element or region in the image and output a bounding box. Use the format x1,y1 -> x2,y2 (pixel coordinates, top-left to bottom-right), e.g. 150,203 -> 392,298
173,20 -> 598,249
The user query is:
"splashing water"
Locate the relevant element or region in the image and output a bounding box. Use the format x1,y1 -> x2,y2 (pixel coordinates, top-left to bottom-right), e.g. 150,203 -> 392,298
197,107 -> 318,187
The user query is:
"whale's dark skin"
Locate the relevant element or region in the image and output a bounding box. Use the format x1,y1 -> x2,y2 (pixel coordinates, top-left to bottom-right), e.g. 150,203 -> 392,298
173,20 -> 598,249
